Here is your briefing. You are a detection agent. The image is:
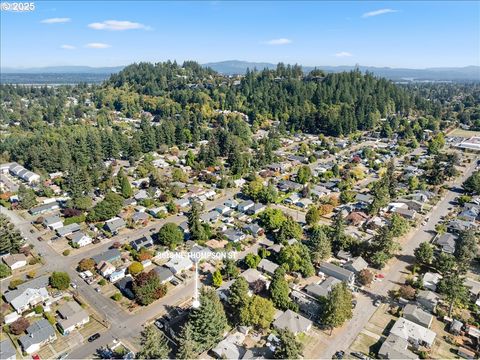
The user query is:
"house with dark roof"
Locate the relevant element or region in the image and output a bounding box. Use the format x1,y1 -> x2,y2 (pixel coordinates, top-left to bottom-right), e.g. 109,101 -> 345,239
345,256 -> 369,274
305,277 -> 341,299
378,334 -> 416,360
130,235 -> 154,251
92,249 -> 121,264
434,233 -> 457,254
403,304 -> 433,329
416,290 -> 439,313
18,319 -> 56,354
57,301 -> 90,335
257,259 -> 279,276
153,266 -> 175,284
273,310 -> 312,335
104,217 -> 126,234
29,202 -> 60,215
319,262 -> 355,286
115,276 -> 135,299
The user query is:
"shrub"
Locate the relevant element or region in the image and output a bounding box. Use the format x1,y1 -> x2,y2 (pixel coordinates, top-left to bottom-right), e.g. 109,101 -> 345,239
34,305 -> 44,314
128,262 -> 144,276
98,279 -> 106,286
8,278 -> 24,290
78,258 -> 95,272
27,271 -> 36,279
112,293 -> 122,301
50,271 -> 70,290
0,264 -> 11,279
63,249 -> 71,256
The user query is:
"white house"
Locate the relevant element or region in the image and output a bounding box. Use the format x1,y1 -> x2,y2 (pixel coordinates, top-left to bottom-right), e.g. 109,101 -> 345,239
42,215 -> 63,230
109,268 -> 127,283
56,301 -> 90,335
3,253 -> 27,270
69,232 -> 92,247
165,256 -> 193,274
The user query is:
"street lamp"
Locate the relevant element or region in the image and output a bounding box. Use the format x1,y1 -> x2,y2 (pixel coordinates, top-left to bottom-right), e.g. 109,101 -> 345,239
192,261 -> 200,309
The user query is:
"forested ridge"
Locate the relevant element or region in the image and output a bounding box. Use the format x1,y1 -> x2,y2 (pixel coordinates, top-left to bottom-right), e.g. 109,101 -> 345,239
0,61 -> 478,181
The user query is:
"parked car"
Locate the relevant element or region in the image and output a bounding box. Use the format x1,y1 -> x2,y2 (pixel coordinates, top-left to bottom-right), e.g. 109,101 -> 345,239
37,236 -> 44,241
57,353 -> 69,359
374,299 -> 382,307
32,354 -> 41,360
70,282 -> 77,289
332,351 -> 345,359
88,333 -> 100,342
351,351 -> 370,359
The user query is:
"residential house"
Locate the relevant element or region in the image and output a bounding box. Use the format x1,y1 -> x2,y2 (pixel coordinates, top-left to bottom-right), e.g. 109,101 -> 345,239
224,199 -> 239,209
345,256 -> 369,274
69,231 -> 92,247
165,256 -> 193,274
3,253 -> 27,270
392,207 -> 417,220
422,272 -> 442,292
243,223 -> 264,237
223,228 -> 246,243
345,212 -> 369,226
240,268 -> 270,290
109,268 -> 127,283
131,211 -> 149,224
18,319 -> 56,354
104,217 -> 126,234
175,198 -> 190,209
434,233 -> 457,254
257,259 -> 279,276
305,277 -> 341,299
319,262 -> 355,286
296,198 -> 313,209
153,266 -> 175,284
284,193 -> 301,205
378,334 -> 417,360
458,204 -> 480,222
115,276 -> 135,299
0,339 -> 16,360
211,332 -> 246,359
130,235 -> 154,251
3,275 -> 50,313
92,249 -> 121,264
403,304 -> 433,329
447,219 -> 476,234
389,317 -> 436,348
57,301 -> 89,335
237,200 -> 255,213
29,202 -> 60,216
355,193 -> 373,205
310,185 -> 331,198
247,203 -> 266,215
200,211 -> 221,223
148,207 -> 167,217
398,199 -> 425,213
97,261 -> 115,278
416,290 -> 439,313
277,180 -> 303,192
290,290 -> 322,320
273,309 -> 312,335
215,205 -> 230,215
56,223 -> 81,237
43,215 -> 63,230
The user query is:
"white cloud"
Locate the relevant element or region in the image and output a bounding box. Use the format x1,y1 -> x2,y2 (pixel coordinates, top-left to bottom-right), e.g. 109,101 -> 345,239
362,9 -> 398,18
85,43 -> 111,49
264,38 -> 292,46
335,51 -> 353,58
88,20 -> 151,31
60,45 -> 76,50
41,17 -> 71,24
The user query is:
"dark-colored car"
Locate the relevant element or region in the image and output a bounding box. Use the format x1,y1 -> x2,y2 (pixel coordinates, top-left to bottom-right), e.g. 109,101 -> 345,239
88,333 -> 100,342
332,351 -> 345,359
38,236 -> 44,241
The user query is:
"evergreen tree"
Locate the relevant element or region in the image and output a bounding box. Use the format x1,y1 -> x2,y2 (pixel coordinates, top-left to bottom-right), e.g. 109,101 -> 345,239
321,282 -> 353,328
0,215 -> 23,254
307,226 -> 332,264
274,329 -> 304,359
176,323 -> 197,359
188,288 -> 227,353
18,184 -> 37,209
269,267 -> 296,311
137,325 -> 170,359
188,201 -> 207,241
229,277 -> 249,309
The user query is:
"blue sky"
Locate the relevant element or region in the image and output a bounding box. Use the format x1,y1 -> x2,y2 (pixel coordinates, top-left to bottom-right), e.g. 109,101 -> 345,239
1,1 -> 479,68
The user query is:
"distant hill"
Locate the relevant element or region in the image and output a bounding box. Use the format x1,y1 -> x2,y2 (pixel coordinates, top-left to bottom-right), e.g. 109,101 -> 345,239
1,62 -> 479,84
204,60 -> 480,81
1,66 -> 124,74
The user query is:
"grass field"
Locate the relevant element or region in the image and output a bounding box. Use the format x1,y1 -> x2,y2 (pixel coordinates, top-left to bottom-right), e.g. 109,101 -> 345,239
449,128 -> 480,138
